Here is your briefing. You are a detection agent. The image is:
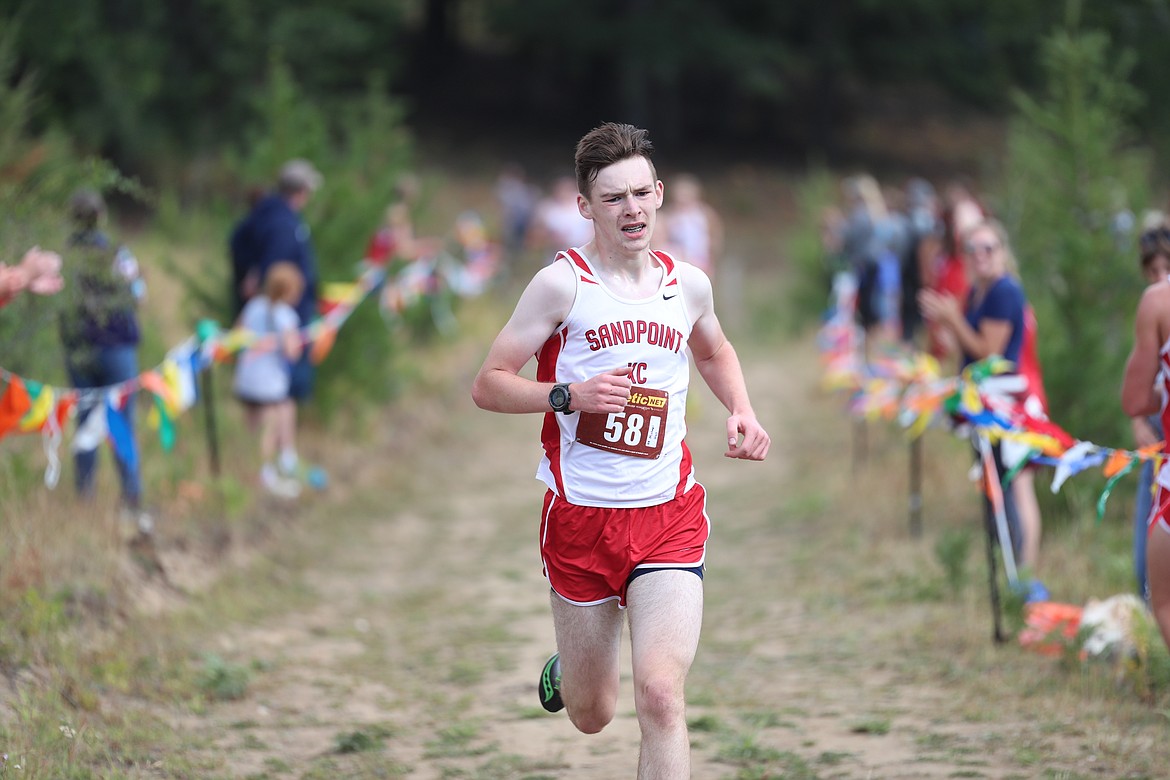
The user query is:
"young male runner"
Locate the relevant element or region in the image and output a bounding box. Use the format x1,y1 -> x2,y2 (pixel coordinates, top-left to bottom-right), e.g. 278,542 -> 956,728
1123,236 -> 1170,656
472,122 -> 769,778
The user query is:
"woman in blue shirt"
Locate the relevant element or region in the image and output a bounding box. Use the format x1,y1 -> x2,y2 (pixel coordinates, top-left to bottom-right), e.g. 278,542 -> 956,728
919,219 -> 1048,603
919,220 -> 1025,367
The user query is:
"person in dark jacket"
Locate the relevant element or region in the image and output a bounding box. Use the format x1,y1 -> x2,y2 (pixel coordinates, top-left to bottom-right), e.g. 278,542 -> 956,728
228,160 -> 323,481
59,188 -> 151,533
228,159 -> 322,404
227,186 -> 267,319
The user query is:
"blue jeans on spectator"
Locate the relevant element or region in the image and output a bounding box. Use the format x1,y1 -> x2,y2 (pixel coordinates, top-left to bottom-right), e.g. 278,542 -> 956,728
1134,415 -> 1162,602
67,343 -> 142,508
1135,458 -> 1154,602
288,352 -> 315,402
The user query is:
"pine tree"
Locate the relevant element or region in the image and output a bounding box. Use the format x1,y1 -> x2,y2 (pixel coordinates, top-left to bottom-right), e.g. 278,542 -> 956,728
999,0 -> 1150,449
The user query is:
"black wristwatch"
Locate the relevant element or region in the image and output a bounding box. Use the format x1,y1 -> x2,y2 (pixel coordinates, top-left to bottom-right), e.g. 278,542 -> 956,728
549,383 -> 574,414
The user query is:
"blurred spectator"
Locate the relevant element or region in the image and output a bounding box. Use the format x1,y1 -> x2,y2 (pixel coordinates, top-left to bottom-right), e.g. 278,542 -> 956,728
875,183 -> 911,343
820,204 -> 846,275
227,186 -> 267,318
658,173 -> 723,276
922,181 -> 984,367
233,261 -> 306,499
1010,301 -> 1050,599
58,189 -> 151,535
229,159 -> 322,414
228,185 -> 269,318
1110,190 -> 1136,254
944,180 -> 984,238
919,218 -> 1048,602
838,174 -> 889,348
494,162 -> 539,260
899,178 -> 940,346
1130,222 -> 1170,602
529,176 -> 593,255
364,173 -> 442,267
0,247 -> 63,307
449,210 -> 501,296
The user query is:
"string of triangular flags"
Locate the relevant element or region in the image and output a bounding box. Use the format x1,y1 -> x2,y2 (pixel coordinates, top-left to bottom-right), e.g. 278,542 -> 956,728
818,285 -> 1161,521
0,239 -> 502,487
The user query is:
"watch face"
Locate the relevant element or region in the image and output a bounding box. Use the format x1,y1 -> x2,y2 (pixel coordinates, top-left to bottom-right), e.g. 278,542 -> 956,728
550,385 -> 569,411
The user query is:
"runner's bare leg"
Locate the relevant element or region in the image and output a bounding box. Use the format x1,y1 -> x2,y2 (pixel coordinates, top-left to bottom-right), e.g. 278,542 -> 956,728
627,569 -> 703,780
550,592 -> 624,734
1147,529 -> 1170,651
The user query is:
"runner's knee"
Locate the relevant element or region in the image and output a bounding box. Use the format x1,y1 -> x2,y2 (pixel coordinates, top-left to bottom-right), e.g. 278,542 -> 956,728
634,673 -> 686,729
567,697 -> 616,734
561,662 -> 621,734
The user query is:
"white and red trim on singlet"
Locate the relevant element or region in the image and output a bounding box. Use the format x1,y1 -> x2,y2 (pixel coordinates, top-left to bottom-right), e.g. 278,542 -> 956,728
1159,338 -> 1170,446
535,247 -> 695,508
1150,334 -> 1170,534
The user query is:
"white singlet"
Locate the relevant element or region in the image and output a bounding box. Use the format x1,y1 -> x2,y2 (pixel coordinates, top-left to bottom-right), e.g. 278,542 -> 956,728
535,247 -> 695,508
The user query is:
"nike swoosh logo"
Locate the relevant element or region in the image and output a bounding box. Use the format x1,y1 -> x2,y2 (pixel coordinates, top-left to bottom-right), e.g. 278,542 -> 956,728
663,293 -> 678,300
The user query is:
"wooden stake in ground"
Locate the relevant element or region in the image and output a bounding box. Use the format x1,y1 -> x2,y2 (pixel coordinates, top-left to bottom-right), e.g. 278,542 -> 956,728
200,363 -> 230,553
908,437 -> 923,537
978,433 -> 1018,644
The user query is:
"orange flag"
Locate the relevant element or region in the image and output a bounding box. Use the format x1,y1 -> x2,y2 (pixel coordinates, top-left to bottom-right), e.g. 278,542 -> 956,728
309,327 -> 337,365
0,377 -> 32,440
1103,449 -> 1132,480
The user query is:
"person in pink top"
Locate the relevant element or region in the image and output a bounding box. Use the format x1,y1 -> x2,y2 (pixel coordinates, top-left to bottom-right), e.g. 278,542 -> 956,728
528,176 -> 595,255
658,173 -> 723,275
923,202 -> 978,364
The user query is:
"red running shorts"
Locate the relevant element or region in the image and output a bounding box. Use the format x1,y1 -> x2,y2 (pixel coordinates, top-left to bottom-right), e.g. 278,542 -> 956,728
539,483 -> 709,607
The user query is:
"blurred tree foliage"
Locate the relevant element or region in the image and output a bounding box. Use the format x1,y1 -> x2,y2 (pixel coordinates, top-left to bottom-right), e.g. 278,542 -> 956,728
0,24 -> 131,385
0,0 -> 409,172
781,168 -> 840,332
169,54 -> 416,418
2,12 -> 416,416
998,2 -> 1150,449
4,0 -> 1170,171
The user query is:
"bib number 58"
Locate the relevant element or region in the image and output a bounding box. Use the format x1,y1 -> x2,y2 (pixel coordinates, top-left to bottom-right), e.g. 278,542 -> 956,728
575,386 -> 668,459
604,411 -> 659,449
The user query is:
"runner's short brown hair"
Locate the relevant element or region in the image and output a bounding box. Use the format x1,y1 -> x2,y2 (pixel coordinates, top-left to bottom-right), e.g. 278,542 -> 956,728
1140,226 -> 1170,269
574,122 -> 657,199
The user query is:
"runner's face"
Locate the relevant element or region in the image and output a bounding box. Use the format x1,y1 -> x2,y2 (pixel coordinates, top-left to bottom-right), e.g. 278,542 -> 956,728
579,157 -> 663,256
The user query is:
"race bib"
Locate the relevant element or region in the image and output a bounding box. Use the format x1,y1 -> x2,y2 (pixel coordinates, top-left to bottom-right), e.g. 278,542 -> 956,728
575,387 -> 669,460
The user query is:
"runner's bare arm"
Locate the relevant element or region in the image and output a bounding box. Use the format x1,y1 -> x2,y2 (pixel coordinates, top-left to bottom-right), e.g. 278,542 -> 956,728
1122,283 -> 1170,418
682,264 -> 770,461
471,260 -> 633,415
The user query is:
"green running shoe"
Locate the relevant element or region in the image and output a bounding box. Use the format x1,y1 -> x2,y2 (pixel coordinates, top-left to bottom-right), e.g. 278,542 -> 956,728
538,653 -> 564,713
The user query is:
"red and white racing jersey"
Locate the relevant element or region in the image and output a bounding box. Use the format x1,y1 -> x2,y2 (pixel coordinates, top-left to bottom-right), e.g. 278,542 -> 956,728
1155,333 -> 1170,491
535,247 -> 695,507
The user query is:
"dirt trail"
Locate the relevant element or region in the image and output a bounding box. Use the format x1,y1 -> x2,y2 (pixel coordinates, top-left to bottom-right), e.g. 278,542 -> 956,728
169,332 -> 1088,779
